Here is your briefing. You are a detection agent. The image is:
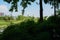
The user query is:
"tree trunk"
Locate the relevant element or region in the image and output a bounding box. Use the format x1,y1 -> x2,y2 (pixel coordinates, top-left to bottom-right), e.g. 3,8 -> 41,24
54,0 -> 56,16
39,0 -> 43,22
22,9 -> 24,16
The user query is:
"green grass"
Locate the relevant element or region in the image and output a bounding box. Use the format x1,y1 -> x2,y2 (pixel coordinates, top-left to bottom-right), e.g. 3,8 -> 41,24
0,20 -> 21,25
0,20 -> 25,29
0,20 -> 10,25
0,17 -> 38,29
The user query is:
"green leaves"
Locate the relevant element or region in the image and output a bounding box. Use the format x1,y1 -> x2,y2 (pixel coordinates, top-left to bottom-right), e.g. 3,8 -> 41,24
27,2 -> 31,5
4,0 -> 12,3
21,0 -> 35,9
4,0 -> 19,12
20,0 -> 35,15
44,0 -> 49,4
3,0 -> 35,14
29,0 -> 35,2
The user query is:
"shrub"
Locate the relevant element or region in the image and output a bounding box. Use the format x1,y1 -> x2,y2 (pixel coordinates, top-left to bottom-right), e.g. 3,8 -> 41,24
1,20 -> 50,40
1,15 -> 60,40
47,16 -> 60,24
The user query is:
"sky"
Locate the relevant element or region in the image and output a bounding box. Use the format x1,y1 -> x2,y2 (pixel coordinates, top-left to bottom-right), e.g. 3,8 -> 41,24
0,0 -> 54,17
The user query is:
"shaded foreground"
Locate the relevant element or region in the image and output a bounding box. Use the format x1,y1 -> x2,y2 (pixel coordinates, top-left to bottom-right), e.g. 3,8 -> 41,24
0,16 -> 60,40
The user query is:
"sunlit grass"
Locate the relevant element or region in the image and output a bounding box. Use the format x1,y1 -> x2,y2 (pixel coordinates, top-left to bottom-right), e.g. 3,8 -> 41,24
0,20 -> 24,29
0,17 -> 38,30
0,20 -> 10,25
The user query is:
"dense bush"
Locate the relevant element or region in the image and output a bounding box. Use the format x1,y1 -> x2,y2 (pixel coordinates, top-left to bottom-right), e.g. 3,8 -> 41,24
47,16 -> 60,24
47,16 -> 60,39
1,20 -> 50,40
1,16 -> 60,40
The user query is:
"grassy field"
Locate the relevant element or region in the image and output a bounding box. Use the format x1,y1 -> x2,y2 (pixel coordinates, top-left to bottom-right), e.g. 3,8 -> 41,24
0,20 -> 17,29
0,20 -> 23,33
0,17 -> 38,32
0,20 -> 10,25
0,19 -> 25,28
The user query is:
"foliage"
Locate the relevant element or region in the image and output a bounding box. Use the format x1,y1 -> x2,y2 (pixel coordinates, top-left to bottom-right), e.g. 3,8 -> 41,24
16,15 -> 39,22
3,0 -> 35,14
0,16 -> 14,22
0,16 -> 4,20
20,0 -> 35,15
16,15 -> 26,20
48,0 -> 60,16
0,15 -> 60,40
3,0 -> 49,22
47,16 -> 60,24
57,9 -> 60,15
49,0 -> 60,8
1,20 -> 50,40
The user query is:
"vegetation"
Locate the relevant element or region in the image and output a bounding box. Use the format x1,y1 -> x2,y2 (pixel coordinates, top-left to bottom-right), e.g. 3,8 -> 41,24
0,15 -> 38,28
0,15 -> 60,40
3,0 -> 49,22
48,0 -> 60,16
0,0 -> 60,40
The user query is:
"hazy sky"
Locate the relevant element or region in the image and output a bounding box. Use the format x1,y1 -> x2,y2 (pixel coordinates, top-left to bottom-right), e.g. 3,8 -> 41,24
0,0 -> 54,17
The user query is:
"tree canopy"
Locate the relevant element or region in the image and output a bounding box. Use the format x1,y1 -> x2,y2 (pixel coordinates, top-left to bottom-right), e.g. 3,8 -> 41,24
4,0 -> 35,15
3,0 -> 60,22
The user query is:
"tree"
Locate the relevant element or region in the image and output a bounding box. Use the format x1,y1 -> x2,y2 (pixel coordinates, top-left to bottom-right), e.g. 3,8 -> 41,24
21,0 -> 49,22
49,0 -> 60,16
3,0 -> 49,22
39,0 -> 43,22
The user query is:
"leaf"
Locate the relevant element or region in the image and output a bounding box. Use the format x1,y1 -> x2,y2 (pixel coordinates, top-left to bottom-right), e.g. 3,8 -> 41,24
30,0 -> 35,2
28,2 -> 31,5
4,0 -> 12,3
44,0 -> 49,4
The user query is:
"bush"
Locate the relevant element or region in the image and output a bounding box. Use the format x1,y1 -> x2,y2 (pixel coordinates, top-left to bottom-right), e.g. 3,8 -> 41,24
47,16 -> 60,40
47,16 -> 60,24
2,16 -> 60,40
1,20 -> 50,40
47,16 -> 60,31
